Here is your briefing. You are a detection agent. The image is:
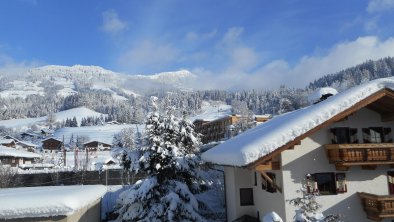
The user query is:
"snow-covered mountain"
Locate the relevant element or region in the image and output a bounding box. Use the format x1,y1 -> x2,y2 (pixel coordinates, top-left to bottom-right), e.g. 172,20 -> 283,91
0,65 -> 196,99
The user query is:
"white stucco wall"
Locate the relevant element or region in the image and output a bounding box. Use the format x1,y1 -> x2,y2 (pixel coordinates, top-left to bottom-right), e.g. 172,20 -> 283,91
224,167 -> 286,221
281,108 -> 393,222
225,167 -> 256,221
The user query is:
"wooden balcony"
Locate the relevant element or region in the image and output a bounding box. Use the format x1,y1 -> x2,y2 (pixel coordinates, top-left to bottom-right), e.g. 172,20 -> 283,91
325,143 -> 394,170
359,192 -> 394,221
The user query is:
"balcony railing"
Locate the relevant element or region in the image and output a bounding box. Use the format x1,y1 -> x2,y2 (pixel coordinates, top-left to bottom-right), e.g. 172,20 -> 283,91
325,143 -> 394,169
359,192 -> 394,221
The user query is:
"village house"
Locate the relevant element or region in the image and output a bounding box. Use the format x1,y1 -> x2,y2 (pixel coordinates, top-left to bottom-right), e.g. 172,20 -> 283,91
0,146 -> 41,167
202,78 -> 394,222
42,137 -> 63,152
194,114 -> 271,144
83,140 -> 112,151
41,128 -> 54,137
0,139 -> 17,148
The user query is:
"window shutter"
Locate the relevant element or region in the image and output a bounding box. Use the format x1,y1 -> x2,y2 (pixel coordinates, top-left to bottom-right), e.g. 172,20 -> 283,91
350,128 -> 358,144
330,128 -> 337,144
306,174 -> 318,194
335,173 -> 347,193
362,128 -> 371,143
384,128 -> 393,143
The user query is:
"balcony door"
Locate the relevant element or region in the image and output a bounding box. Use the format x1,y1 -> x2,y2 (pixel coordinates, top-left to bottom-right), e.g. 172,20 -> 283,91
388,171 -> 394,195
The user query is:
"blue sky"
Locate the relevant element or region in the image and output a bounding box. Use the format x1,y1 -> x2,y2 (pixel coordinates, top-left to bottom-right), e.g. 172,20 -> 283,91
1,0 -> 394,89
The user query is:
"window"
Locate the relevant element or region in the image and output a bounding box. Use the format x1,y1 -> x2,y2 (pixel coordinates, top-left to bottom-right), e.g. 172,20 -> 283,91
239,188 -> 254,206
254,172 -> 257,186
306,173 -> 347,195
363,127 -> 392,143
261,173 -> 277,193
330,128 -> 358,144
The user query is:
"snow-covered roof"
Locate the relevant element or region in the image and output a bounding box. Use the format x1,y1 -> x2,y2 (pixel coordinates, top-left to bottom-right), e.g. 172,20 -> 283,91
17,141 -> 37,147
42,137 -> 62,142
308,87 -> 338,103
83,140 -> 112,146
0,185 -> 107,219
254,114 -> 272,118
201,77 -> 394,167
0,139 -> 15,144
0,146 -> 41,158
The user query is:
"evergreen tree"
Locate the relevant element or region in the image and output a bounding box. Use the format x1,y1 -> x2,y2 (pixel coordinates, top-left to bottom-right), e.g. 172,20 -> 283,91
114,97 -> 206,222
72,116 -> 78,127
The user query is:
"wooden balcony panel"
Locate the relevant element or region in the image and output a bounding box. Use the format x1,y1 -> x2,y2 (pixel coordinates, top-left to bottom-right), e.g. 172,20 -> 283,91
325,143 -> 394,169
359,192 -> 394,221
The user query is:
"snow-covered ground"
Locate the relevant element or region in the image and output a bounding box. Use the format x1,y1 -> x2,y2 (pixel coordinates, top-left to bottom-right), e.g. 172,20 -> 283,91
0,107 -> 106,130
0,80 -> 45,99
54,124 -> 143,145
39,150 -> 119,171
0,185 -> 107,219
189,101 -> 232,122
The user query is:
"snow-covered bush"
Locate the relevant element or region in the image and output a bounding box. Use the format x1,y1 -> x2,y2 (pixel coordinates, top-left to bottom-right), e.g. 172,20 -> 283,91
288,182 -> 343,222
0,165 -> 20,188
262,211 -> 283,222
114,97 -> 207,221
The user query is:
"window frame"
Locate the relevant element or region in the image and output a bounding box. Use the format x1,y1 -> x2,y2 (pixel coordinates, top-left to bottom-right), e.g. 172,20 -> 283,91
306,172 -> 347,195
261,172 -> 277,193
239,188 -> 254,206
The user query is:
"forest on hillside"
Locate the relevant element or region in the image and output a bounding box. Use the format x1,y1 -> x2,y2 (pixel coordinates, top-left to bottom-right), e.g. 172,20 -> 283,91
1,57 -> 394,122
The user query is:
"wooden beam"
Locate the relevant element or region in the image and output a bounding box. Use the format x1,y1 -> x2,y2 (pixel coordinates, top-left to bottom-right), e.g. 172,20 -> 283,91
256,162 -> 272,171
257,169 -> 282,193
335,164 -> 349,171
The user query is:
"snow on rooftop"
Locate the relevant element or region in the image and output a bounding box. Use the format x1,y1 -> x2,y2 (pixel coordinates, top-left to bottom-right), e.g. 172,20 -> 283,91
202,77 -> 394,166
0,185 -> 107,219
0,146 -> 41,158
308,87 -> 338,103
189,101 -> 232,122
0,139 -> 15,144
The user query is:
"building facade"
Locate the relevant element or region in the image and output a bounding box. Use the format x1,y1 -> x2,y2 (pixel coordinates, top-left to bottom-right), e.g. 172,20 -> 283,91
194,115 -> 270,144
202,79 -> 394,222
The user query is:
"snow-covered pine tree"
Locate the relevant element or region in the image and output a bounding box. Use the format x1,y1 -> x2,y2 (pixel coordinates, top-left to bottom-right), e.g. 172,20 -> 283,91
114,97 -> 206,222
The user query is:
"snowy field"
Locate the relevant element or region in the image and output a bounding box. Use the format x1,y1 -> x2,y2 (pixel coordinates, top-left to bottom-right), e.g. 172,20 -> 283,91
0,107 -> 107,130
54,124 -> 144,145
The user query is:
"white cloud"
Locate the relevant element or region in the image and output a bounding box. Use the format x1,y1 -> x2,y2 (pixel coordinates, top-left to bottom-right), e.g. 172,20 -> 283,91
118,41 -> 179,73
367,0 -> 394,13
221,27 -> 244,45
191,36 -> 394,90
100,9 -> 127,34
186,29 -> 217,42
0,53 -> 41,76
